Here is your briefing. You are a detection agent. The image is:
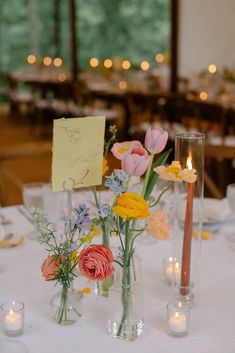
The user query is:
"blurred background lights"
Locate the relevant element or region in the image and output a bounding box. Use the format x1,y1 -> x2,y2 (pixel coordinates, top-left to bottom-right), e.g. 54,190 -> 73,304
119,80 -> 127,90
122,60 -> 131,70
104,59 -> 112,68
27,54 -> 36,64
141,60 -> 150,71
53,57 -> 63,67
90,57 -> 99,67
43,56 -> 52,66
58,72 -> 67,82
155,53 -> 164,63
208,64 -> 217,73
199,91 -> 208,100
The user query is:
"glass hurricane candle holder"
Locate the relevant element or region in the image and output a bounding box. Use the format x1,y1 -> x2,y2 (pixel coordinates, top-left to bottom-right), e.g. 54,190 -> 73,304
173,132 -> 205,306
174,283 -> 195,308
163,257 -> 181,286
167,301 -> 190,337
1,301 -> 24,336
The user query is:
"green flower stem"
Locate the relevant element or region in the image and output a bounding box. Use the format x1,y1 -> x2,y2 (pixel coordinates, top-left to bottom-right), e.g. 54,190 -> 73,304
92,186 -> 109,247
141,153 -> 154,198
150,181 -> 174,208
102,221 -> 109,247
57,285 -> 68,324
117,221 -> 132,337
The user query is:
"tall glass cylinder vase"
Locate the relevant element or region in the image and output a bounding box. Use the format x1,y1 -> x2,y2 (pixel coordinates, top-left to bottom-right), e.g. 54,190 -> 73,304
173,132 -> 205,307
108,255 -> 144,341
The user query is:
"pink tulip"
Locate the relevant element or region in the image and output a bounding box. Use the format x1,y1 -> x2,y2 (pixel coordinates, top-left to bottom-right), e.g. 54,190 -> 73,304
122,152 -> 149,176
78,244 -> 114,281
145,127 -> 168,154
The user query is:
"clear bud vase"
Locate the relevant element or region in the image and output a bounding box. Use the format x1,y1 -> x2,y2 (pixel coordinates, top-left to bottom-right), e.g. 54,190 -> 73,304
173,132 -> 205,306
108,255 -> 144,341
50,284 -> 82,325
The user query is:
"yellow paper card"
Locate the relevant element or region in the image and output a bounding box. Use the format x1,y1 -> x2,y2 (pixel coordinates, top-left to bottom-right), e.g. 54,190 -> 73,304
52,116 -> 105,192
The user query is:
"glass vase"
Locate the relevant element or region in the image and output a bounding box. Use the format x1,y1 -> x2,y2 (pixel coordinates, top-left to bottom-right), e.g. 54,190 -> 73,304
173,132 -> 205,306
50,285 -> 82,325
108,255 -> 144,341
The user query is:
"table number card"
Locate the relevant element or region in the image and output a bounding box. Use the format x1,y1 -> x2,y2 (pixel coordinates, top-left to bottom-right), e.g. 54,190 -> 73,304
52,116 -> 106,192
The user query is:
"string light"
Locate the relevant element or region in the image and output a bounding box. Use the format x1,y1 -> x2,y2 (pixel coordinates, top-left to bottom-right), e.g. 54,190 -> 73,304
90,57 -> 99,68
199,91 -> 208,100
58,73 -> 67,82
53,57 -> 63,67
27,54 -> 36,64
208,64 -> 217,74
119,81 -> 127,90
122,60 -> 131,70
104,59 -> 113,69
155,53 -> 164,63
43,56 -> 52,66
141,60 -> 150,71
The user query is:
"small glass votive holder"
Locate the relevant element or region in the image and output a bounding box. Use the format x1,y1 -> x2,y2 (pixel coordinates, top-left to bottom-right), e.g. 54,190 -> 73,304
163,257 -> 181,285
174,284 -> 195,308
1,301 -> 24,336
167,301 -> 191,337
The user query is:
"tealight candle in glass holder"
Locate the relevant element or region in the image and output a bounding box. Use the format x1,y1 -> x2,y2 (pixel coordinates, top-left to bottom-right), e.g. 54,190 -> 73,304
1,301 -> 24,336
163,257 -> 181,285
167,301 -> 190,337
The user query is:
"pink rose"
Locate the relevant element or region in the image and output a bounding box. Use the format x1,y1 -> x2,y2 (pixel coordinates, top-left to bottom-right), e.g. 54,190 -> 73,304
41,255 -> 62,281
121,152 -> 149,176
111,141 -> 146,160
145,127 -> 168,154
78,244 -> 114,281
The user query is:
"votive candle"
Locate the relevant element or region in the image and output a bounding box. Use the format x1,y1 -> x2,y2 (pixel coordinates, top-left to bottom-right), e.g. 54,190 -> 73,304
1,301 -> 24,336
167,301 -> 190,337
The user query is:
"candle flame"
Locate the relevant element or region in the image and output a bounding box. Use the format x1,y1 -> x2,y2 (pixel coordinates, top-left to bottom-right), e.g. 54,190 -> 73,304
186,153 -> 193,170
10,309 -> 13,315
175,312 -> 179,318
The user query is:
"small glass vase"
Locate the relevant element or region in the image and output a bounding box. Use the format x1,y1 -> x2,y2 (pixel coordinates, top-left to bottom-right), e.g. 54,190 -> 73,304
94,276 -> 114,297
108,255 -> 144,341
50,285 -> 82,325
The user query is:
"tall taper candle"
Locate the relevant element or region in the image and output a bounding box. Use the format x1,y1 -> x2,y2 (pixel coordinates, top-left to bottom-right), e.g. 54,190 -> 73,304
181,155 -> 195,294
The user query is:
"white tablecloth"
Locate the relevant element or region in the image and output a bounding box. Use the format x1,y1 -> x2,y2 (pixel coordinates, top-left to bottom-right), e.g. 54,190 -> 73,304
0,204 -> 235,353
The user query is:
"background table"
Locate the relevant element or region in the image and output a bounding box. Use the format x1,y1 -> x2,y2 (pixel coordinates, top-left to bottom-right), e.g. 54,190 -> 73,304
0,204 -> 235,353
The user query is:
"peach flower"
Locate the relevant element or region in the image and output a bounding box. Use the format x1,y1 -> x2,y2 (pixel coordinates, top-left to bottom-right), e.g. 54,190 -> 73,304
147,209 -> 170,240
41,255 -> 62,281
78,244 -> 114,281
111,141 -> 147,160
154,161 -> 197,183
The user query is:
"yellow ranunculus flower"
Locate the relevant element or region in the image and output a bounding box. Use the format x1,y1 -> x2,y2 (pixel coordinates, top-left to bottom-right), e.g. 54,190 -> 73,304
112,192 -> 150,219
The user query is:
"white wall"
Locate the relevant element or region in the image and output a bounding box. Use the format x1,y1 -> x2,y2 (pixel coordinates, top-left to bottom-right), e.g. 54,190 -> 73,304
179,0 -> 235,77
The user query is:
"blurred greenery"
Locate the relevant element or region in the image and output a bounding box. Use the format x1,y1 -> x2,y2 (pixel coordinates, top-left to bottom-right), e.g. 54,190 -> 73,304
0,0 -> 170,72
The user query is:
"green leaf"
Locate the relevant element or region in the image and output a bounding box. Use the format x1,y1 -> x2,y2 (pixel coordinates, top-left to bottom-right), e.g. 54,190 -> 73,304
144,148 -> 172,200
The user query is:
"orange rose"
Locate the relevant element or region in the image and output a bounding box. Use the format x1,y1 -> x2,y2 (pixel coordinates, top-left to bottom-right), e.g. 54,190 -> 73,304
41,255 -> 63,281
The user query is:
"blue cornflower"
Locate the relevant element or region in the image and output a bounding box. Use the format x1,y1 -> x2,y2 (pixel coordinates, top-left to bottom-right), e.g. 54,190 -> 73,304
98,204 -> 111,219
105,170 -> 128,195
73,203 -> 91,230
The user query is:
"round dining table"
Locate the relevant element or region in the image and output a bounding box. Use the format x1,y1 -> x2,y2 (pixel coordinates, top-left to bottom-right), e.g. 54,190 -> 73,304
0,199 -> 235,353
